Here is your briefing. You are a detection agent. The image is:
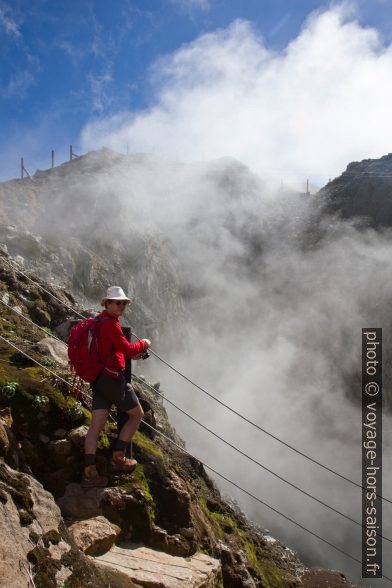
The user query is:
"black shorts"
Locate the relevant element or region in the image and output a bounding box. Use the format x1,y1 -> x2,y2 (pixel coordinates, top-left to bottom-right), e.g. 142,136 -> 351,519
91,373 -> 140,412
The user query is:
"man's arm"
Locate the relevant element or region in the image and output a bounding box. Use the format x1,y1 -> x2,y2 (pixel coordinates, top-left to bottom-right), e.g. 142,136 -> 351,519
109,321 -> 150,358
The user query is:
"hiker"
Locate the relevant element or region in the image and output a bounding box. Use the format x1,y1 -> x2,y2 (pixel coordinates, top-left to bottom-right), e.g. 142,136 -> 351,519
82,286 -> 151,488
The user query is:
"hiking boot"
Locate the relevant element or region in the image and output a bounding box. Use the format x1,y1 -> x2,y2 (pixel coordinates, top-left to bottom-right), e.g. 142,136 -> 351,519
81,466 -> 108,488
111,450 -> 137,472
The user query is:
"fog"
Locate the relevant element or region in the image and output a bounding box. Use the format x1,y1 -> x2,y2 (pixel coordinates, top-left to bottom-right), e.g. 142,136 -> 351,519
126,161 -> 392,587
3,1 -> 392,584
78,6 -> 392,581
28,148 -> 392,586
158,219 -> 392,586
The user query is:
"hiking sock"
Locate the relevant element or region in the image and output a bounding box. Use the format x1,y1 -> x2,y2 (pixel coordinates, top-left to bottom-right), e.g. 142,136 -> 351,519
116,411 -> 128,437
115,439 -> 129,452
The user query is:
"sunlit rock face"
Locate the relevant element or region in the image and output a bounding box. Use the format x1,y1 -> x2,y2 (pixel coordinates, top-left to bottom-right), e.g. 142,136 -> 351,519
317,153 -> 392,227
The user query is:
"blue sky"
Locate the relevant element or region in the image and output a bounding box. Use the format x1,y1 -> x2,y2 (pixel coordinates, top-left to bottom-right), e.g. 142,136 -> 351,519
1,0 -> 392,181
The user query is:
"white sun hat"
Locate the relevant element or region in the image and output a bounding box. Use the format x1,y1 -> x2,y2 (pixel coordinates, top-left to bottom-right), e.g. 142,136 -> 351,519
101,286 -> 132,307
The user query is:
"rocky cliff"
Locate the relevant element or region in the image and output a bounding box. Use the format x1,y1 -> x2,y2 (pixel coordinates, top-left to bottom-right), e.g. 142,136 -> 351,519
0,251 -> 360,587
315,153 -> 392,227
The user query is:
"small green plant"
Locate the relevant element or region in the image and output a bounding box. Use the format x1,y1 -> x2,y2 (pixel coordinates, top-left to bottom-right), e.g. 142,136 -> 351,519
41,357 -> 57,368
98,431 -> 110,449
32,394 -> 50,410
1,381 -> 18,399
65,400 -> 84,422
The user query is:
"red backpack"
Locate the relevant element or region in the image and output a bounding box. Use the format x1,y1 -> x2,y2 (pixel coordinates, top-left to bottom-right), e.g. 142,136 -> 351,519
67,316 -> 110,383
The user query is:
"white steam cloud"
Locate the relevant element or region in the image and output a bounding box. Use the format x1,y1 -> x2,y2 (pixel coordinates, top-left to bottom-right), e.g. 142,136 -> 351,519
4,2 -> 392,584
81,3 -> 392,186
51,153 -> 390,586
4,146 -> 392,585
77,5 -> 392,580
145,178 -> 392,586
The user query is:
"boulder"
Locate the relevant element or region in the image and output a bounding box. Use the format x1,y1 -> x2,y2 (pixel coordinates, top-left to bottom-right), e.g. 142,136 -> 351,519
37,336 -> 68,366
92,543 -> 222,588
68,425 -> 89,446
58,482 -> 154,543
68,516 -> 121,555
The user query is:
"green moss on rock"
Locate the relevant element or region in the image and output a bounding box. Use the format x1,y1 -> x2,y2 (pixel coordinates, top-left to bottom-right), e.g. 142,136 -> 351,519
198,497 -> 296,587
133,430 -> 164,459
126,464 -> 156,525
97,431 -> 110,449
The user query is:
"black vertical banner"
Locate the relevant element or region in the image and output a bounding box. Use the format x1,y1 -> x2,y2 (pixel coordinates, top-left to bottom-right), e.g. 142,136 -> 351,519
116,326 -> 132,456
362,329 -> 382,578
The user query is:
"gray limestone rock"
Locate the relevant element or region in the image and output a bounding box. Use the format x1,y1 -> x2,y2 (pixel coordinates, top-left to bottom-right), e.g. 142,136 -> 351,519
0,458 -> 63,588
37,336 -> 68,366
92,543 -> 222,588
68,516 -> 121,556
67,425 -> 89,446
